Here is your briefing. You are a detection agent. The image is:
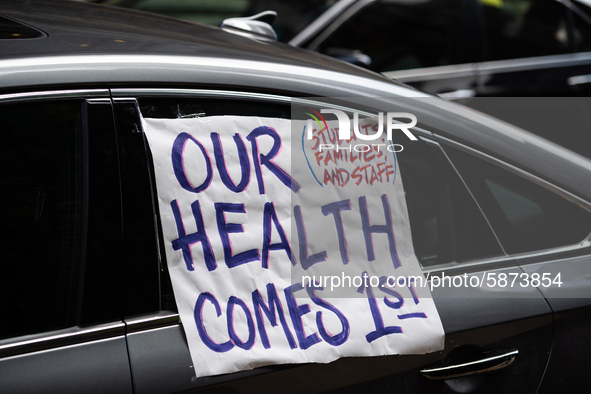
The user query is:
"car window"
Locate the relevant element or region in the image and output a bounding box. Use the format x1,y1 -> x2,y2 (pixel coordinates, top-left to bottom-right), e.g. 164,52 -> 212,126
395,136 -> 504,266
442,143 -> 591,255
314,0 -> 465,72
138,96 -> 503,274
0,100 -> 83,340
0,15 -> 45,39
481,0 -> 571,61
570,2 -> 591,52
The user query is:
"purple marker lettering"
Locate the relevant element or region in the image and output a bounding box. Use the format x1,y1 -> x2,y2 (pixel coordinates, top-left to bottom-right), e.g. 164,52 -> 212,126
252,283 -> 297,349
246,126 -> 301,194
305,282 -> 350,346
227,296 -> 256,350
294,205 -> 327,270
378,276 -> 404,309
321,200 -> 352,265
358,272 -> 402,343
215,202 -> 260,268
171,199 -> 216,271
171,132 -> 212,193
359,195 -> 402,269
284,283 -> 320,349
211,132 -> 250,193
194,292 -> 233,352
262,202 -> 292,268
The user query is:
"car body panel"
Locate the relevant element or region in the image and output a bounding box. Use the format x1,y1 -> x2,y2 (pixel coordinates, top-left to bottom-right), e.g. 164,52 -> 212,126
0,336 -> 132,393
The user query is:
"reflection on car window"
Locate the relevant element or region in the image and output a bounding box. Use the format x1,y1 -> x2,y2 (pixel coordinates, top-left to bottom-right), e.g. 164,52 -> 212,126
396,138 -> 504,266
0,101 -> 83,340
316,0 -> 464,72
443,143 -> 591,255
571,2 -> 591,52
482,0 -> 570,61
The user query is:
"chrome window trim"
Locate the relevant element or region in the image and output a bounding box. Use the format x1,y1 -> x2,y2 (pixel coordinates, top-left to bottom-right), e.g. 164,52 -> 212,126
0,322 -> 125,359
125,311 -> 180,334
476,51 -> 591,73
423,239 -> 591,275
0,89 -> 110,104
112,88 -> 434,138
511,239 -> 591,260
111,88 -> 292,104
384,63 -> 476,82
0,311 -> 183,358
423,255 -> 516,276
0,55 -> 426,99
385,46 -> 591,83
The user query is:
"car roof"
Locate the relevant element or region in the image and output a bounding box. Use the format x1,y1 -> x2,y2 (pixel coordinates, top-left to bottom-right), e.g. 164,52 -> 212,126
0,0 -> 408,93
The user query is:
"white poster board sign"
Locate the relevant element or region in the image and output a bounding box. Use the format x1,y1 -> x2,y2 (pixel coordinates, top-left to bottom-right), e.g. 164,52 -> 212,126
143,115 -> 444,378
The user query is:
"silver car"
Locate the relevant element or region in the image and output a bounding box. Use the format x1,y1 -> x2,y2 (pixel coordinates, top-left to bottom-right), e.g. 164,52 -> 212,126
0,1 -> 590,393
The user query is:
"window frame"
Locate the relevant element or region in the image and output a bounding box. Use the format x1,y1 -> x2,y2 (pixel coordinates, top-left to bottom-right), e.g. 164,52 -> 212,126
436,134 -> 591,266
0,89 -> 126,358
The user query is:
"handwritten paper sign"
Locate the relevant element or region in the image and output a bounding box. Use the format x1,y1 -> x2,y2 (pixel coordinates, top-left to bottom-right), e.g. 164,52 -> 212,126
142,115 -> 444,378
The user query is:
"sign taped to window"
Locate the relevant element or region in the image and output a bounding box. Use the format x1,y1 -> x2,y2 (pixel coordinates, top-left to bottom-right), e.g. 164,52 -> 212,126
142,115 -> 444,378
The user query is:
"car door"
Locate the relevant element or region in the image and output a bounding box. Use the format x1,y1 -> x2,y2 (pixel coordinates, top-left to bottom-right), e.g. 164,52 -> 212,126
294,0 -> 483,98
437,138 -> 591,392
473,0 -> 591,97
115,88 -> 556,393
0,91 -> 131,393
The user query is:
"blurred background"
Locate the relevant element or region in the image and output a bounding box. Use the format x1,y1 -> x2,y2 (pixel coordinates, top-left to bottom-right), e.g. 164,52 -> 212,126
97,0 -> 338,42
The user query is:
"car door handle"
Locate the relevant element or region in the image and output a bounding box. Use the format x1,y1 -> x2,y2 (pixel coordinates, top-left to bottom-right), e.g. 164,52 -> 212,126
567,74 -> 591,86
420,349 -> 518,380
438,89 -> 476,99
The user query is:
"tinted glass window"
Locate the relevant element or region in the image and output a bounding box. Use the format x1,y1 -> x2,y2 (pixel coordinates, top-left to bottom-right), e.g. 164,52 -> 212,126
570,3 -> 591,52
443,143 -> 591,255
396,138 -> 504,266
0,101 -> 83,340
316,0 -> 464,72
482,0 -> 570,61
0,15 -> 44,39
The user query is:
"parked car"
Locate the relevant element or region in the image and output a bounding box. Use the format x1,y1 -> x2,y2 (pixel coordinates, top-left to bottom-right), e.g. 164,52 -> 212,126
289,0 -> 591,159
290,0 -> 591,98
0,1 -> 590,393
